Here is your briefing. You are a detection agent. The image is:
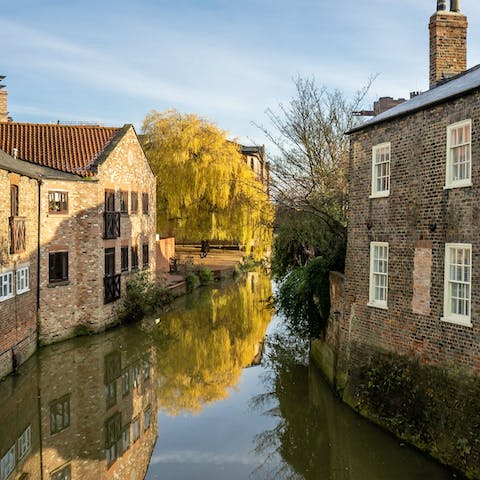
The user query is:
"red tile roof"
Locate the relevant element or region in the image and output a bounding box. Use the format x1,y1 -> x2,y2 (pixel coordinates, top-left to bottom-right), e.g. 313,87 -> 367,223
0,123 -> 122,176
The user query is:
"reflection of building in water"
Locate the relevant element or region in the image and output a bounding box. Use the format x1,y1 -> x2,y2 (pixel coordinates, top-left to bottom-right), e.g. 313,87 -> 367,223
0,362 -> 41,480
0,328 -> 157,480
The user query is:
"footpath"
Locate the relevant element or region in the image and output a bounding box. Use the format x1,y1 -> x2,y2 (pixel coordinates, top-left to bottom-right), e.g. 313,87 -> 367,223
162,246 -> 245,294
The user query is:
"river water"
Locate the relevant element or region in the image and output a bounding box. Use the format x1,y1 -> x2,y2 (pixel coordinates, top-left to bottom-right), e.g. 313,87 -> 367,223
0,273 -> 459,480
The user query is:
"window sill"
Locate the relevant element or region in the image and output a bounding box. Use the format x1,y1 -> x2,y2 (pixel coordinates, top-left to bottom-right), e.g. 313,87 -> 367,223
48,281 -> 71,288
369,192 -> 390,199
0,294 -> 14,302
367,301 -> 388,310
443,182 -> 472,190
17,288 -> 30,295
440,316 -> 472,328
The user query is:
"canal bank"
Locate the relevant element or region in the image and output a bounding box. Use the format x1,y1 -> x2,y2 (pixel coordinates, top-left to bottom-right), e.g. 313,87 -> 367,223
311,272 -> 478,480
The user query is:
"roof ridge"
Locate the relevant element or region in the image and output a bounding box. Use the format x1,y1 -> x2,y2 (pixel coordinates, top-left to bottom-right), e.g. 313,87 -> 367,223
2,121 -> 121,130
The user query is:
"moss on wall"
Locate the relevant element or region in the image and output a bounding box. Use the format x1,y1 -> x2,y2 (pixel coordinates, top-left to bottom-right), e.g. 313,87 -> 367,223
352,350 -> 480,479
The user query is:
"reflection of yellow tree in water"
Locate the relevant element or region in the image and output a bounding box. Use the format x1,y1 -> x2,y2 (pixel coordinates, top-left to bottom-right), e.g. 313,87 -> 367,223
155,273 -> 272,415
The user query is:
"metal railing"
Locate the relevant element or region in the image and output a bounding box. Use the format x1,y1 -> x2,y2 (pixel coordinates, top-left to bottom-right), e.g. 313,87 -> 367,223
103,212 -> 120,239
104,274 -> 121,303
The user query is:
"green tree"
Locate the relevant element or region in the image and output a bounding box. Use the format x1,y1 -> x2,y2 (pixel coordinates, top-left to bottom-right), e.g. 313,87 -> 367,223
258,77 -> 371,334
141,110 -> 273,258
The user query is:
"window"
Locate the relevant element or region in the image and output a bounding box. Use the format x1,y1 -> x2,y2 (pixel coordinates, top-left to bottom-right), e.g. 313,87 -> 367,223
0,444 -> 15,480
443,244 -> 472,326
121,246 -> 129,272
51,465 -> 71,480
131,192 -> 138,214
132,364 -> 140,389
105,190 -> 116,212
0,271 -> 14,301
122,369 -> 130,397
371,143 -> 391,197
131,246 -> 139,270
143,406 -> 151,431
446,120 -> 471,188
105,248 -> 116,276
120,191 -> 128,214
48,191 -> 68,213
50,395 -> 70,434
105,413 -> 121,466
142,192 -> 149,214
122,424 -> 130,453
106,381 -> 116,409
17,425 -> 32,460
16,266 -> 30,294
369,242 -> 389,309
49,252 -> 68,283
142,243 -> 149,268
10,185 -> 18,216
132,417 -> 140,442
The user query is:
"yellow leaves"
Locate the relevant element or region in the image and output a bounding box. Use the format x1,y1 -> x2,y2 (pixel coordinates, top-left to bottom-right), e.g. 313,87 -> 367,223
142,109 -> 273,252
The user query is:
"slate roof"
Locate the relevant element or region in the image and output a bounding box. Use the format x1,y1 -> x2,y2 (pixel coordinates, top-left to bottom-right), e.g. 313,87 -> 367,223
0,123 -> 124,176
348,64 -> 480,134
0,148 -> 85,181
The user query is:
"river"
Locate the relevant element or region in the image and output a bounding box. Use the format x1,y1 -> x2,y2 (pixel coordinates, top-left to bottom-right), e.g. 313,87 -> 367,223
0,272 -> 459,480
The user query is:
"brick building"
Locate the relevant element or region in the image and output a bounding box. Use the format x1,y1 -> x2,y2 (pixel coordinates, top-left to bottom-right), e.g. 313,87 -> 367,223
0,115 -> 156,347
0,149 -> 40,379
310,2 -> 480,474
342,0 -> 478,374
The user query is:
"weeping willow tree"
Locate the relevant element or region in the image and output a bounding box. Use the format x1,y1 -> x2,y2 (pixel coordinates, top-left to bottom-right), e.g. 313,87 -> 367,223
141,110 -> 273,257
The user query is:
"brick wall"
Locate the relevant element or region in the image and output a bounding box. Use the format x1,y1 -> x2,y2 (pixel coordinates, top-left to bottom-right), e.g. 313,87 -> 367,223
38,126 -> 157,344
342,90 -> 480,375
429,10 -> 467,88
0,90 -> 8,122
0,170 -> 38,379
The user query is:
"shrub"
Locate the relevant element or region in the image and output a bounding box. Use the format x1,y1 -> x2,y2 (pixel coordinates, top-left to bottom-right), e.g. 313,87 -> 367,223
185,272 -> 200,292
197,265 -> 214,285
119,271 -> 173,323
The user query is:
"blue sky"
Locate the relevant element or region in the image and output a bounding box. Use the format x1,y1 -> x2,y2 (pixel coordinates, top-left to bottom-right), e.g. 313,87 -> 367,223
3,0 -> 480,146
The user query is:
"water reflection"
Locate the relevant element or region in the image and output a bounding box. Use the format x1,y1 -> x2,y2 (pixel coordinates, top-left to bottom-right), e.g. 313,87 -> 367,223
0,327 -> 157,480
252,328 -> 458,480
151,272 -> 272,415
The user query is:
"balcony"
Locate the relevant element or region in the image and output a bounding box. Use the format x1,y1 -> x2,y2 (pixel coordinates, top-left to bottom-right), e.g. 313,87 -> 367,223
9,216 -> 26,254
104,212 -> 120,239
104,274 -> 121,304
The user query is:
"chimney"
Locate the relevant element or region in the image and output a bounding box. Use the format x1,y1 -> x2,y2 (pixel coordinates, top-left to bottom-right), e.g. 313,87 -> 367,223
0,76 -> 8,123
429,0 -> 467,88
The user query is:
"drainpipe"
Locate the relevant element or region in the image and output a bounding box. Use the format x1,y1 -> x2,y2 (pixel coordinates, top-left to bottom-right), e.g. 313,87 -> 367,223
36,177 -> 42,334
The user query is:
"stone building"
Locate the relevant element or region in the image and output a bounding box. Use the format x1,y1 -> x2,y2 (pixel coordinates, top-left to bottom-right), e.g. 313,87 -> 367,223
0,118 -> 156,346
240,144 -> 270,192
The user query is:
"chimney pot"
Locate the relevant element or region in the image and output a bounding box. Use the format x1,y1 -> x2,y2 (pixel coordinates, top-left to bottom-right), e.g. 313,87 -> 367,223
450,0 -> 460,12
437,0 -> 447,11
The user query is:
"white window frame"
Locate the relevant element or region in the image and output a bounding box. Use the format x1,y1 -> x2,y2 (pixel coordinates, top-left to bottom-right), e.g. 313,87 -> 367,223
16,265 -> 30,295
443,243 -> 472,327
0,444 -> 15,480
0,271 -> 14,302
17,425 -> 32,461
370,142 -> 391,198
368,242 -> 389,309
445,119 -> 472,189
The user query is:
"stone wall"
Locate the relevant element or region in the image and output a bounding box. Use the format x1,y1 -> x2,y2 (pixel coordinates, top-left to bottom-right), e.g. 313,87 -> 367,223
38,127 -> 157,344
0,170 -> 38,379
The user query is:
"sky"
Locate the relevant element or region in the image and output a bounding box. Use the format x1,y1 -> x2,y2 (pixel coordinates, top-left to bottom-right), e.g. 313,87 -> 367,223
3,0 -> 480,149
